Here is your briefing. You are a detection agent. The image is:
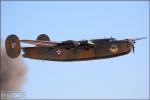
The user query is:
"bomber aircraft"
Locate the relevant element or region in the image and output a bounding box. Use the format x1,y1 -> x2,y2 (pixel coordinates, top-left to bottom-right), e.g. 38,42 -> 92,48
5,34 -> 146,61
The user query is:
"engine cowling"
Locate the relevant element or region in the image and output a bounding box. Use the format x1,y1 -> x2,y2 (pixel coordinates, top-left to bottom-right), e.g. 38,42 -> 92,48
78,40 -> 95,49
62,40 -> 80,49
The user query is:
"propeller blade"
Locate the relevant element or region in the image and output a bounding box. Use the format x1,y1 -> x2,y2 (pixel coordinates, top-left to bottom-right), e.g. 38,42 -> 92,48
133,45 -> 135,53
123,37 -> 146,54
133,37 -> 147,41
124,37 -> 147,42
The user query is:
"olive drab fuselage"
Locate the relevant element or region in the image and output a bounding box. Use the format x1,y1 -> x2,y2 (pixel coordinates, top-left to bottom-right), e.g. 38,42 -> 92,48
22,39 -> 132,61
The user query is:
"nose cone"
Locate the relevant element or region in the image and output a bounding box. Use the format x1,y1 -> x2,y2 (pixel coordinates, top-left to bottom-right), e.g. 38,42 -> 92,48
125,41 -> 133,53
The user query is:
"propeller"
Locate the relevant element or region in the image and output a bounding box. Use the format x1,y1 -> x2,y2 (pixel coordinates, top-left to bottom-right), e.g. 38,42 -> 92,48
124,37 -> 147,53
132,44 -> 135,53
128,39 -> 135,53
133,37 -> 147,41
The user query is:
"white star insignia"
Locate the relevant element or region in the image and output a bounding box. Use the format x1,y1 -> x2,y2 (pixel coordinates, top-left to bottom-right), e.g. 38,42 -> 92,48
56,49 -> 62,56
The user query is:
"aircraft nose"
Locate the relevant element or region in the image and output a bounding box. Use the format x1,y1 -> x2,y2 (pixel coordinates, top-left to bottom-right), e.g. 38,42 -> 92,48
127,40 -> 135,53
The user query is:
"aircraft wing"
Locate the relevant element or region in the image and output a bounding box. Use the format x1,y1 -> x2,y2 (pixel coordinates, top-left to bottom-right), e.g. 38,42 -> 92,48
20,40 -> 61,47
20,39 -> 96,49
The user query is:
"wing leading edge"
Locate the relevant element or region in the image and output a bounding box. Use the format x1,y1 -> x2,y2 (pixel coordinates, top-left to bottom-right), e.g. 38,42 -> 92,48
20,40 -> 60,47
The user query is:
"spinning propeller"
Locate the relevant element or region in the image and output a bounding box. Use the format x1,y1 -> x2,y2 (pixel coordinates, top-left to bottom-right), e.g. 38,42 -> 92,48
125,37 -> 147,53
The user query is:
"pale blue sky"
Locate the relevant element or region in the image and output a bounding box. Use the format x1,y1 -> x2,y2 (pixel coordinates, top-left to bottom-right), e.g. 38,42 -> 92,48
1,1 -> 149,99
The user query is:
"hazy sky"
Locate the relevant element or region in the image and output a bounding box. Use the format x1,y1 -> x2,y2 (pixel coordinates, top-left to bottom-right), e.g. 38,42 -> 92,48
1,1 -> 149,99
